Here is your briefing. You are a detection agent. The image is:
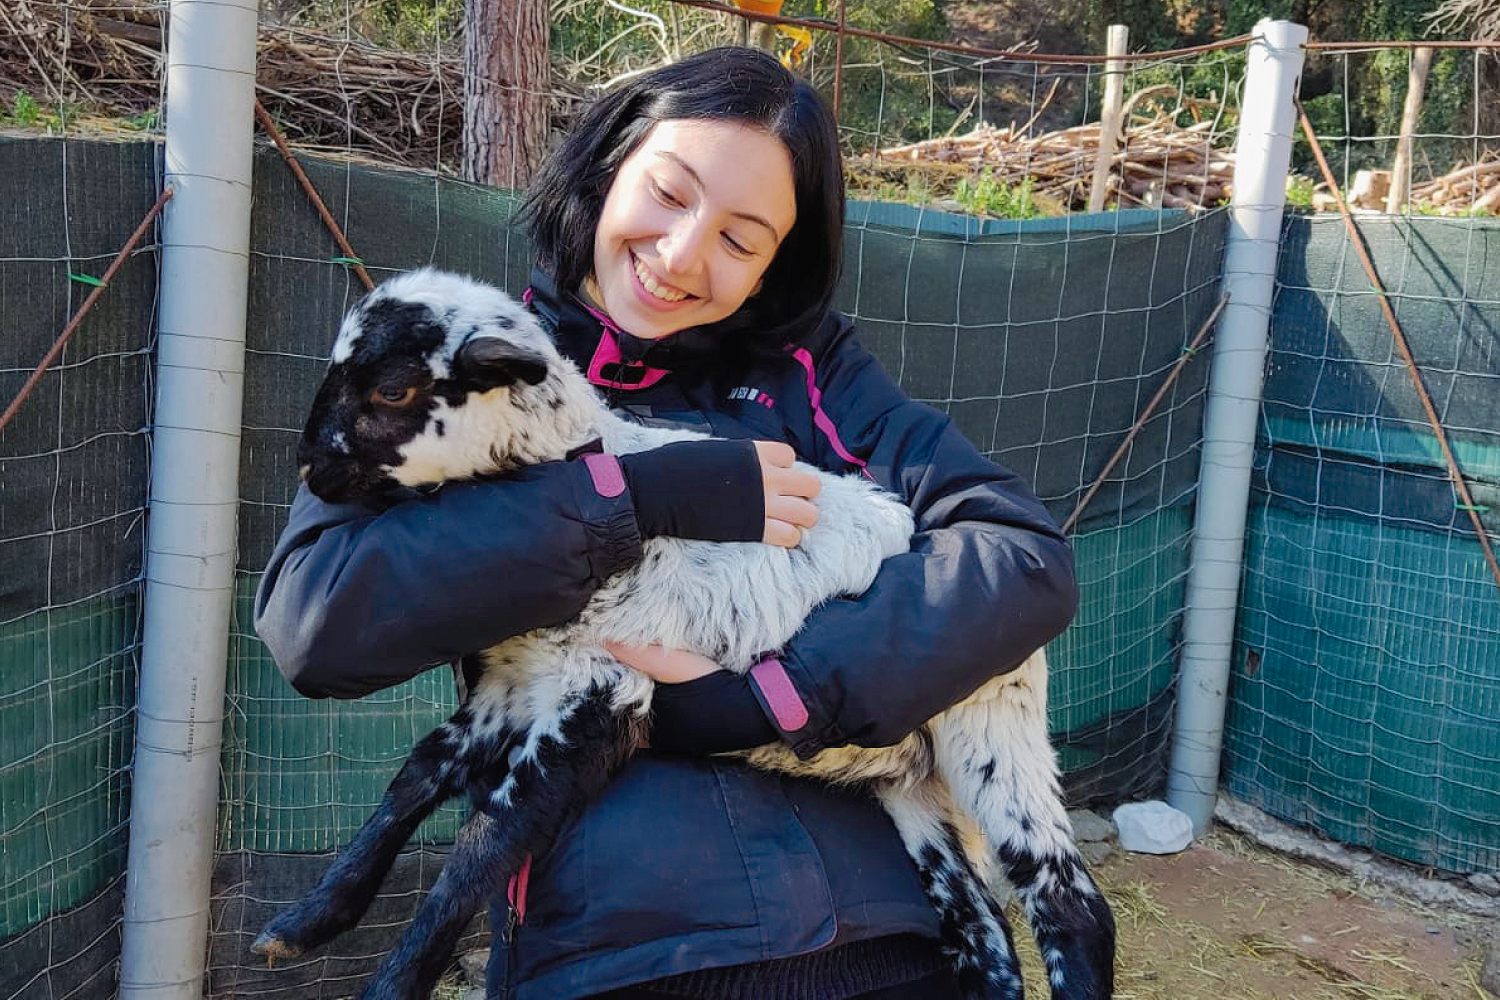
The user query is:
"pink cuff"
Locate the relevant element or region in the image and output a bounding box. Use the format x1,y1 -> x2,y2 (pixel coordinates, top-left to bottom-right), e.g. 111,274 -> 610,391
582,452 -> 626,498
750,657 -> 810,732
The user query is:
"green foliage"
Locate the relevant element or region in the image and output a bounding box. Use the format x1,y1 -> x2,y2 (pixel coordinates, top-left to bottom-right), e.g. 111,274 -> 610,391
1292,46 -> 1485,182
953,171 -> 1041,219
125,108 -> 160,131
807,0 -> 951,145
3,91 -> 84,133
806,0 -> 944,39
1283,173 -> 1317,210
862,173 -> 934,207
549,0 -> 951,147
289,0 -> 462,46
1089,0 -> 1182,50
551,0 -> 681,80
1111,48 -> 1247,130
8,91 -> 41,127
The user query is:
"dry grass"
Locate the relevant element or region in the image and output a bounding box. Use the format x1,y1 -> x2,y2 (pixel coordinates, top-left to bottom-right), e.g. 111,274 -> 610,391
997,827 -> 1494,1000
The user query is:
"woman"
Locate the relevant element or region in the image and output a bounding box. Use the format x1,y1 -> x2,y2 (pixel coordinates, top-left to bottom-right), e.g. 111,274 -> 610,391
255,46 -> 1077,1000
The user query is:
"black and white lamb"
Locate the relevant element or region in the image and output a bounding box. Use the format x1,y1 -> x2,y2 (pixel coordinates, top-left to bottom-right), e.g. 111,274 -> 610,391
253,268 -> 1115,1000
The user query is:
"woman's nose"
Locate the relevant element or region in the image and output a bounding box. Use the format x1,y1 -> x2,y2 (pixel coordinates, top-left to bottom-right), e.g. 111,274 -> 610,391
657,216 -> 707,274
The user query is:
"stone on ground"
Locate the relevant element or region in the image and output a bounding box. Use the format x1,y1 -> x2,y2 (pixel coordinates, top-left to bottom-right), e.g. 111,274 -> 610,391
1113,800 -> 1193,855
1067,808 -> 1115,843
1481,932 -> 1500,998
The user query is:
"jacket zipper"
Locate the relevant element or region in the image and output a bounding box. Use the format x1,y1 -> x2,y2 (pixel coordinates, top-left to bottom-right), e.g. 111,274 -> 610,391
500,903 -> 519,1000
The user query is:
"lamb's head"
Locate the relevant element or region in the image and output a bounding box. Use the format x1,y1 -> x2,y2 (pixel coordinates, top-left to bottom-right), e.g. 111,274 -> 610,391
298,269 -> 591,503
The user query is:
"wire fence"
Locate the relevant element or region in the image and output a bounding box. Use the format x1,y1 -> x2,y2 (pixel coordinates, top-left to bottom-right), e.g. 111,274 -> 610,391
2,3 -> 1500,998
0,136 -> 161,1000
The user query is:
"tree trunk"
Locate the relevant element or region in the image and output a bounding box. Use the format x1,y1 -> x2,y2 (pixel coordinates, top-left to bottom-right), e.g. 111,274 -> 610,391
1386,46 -> 1433,214
462,0 -> 548,189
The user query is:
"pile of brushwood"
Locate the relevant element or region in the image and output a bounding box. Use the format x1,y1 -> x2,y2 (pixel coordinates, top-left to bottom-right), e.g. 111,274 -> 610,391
0,0 -> 583,173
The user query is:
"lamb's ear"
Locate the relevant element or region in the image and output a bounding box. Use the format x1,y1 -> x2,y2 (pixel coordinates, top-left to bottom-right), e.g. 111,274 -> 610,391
454,336 -> 549,389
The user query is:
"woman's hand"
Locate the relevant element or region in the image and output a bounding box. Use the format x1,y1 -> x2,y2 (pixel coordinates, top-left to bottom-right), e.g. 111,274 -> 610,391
605,642 -> 722,684
616,438 -> 817,547
754,441 -> 820,547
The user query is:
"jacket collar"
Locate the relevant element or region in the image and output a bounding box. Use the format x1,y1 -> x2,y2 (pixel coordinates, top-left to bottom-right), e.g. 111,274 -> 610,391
526,266 -> 728,387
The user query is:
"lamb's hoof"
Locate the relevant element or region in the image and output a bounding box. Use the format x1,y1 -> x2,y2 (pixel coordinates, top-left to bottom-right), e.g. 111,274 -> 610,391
251,930 -> 303,968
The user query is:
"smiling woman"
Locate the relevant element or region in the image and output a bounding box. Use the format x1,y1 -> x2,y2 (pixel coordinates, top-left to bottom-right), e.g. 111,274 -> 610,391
586,120 -> 797,339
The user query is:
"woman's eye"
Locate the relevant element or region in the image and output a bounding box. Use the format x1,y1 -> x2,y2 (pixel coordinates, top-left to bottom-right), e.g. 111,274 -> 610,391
651,181 -> 683,207
370,386 -> 418,408
723,233 -> 753,256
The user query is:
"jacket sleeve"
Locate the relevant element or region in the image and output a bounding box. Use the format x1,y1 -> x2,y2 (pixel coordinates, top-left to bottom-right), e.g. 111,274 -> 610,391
750,318 -> 1079,758
254,457 -> 643,699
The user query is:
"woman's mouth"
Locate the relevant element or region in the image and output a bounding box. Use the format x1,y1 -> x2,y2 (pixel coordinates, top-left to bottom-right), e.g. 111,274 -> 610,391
632,253 -> 693,304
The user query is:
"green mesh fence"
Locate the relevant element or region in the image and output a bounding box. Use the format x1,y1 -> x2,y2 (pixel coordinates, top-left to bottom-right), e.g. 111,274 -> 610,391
3,136 -> 1225,999
1223,214 -> 1500,874
1050,508 -> 1191,795
0,136 -> 157,999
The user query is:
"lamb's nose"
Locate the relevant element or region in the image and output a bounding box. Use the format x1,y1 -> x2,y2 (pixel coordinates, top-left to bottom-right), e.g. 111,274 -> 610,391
304,459 -> 361,503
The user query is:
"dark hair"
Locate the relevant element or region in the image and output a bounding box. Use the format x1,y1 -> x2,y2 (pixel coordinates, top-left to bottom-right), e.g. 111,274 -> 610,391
519,47 -> 844,353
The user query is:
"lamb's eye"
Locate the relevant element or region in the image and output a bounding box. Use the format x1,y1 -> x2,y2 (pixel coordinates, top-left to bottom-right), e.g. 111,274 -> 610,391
370,386 -> 418,408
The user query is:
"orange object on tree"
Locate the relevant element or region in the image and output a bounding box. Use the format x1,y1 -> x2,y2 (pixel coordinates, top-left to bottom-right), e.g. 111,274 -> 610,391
732,0 -> 786,15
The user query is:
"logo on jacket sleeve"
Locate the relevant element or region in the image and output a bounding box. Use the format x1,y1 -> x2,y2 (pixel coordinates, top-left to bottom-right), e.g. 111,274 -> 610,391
728,386 -> 776,409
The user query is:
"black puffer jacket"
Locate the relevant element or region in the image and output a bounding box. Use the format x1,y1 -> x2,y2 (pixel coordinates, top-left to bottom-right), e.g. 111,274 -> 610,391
253,268 -> 1078,999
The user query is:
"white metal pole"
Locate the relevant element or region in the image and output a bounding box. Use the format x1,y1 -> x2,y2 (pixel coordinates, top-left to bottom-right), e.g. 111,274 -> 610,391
118,0 -> 258,995
1166,19 -> 1307,836
1087,24 -> 1129,213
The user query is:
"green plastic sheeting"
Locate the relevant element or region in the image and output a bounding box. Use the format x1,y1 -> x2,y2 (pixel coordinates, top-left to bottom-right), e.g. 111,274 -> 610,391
1223,214 -> 1500,873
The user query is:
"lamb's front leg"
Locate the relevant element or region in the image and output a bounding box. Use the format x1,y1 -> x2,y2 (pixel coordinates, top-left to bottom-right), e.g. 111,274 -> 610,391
876,775 -> 1024,1000
253,710 -> 507,964
355,679 -> 649,1000
932,654 -> 1116,1000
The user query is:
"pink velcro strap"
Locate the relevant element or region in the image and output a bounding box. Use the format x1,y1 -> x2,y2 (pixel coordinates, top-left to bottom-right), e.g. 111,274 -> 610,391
582,452 -> 625,498
750,657 -> 810,732
507,854 -> 533,924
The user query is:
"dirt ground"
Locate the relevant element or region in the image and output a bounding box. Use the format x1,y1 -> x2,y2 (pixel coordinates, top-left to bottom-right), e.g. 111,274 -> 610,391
1008,826 -> 1495,1000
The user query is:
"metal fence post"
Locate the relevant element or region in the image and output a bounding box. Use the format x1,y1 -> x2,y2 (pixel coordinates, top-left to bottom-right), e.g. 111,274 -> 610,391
1166,18 -> 1307,836
1087,24 -> 1129,213
117,0 -> 259,995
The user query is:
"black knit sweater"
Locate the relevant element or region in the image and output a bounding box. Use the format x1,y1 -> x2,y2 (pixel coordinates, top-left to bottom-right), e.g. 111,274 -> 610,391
621,933 -> 945,1000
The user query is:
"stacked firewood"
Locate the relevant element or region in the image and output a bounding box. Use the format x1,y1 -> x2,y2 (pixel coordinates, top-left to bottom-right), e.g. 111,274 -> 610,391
1410,158 -> 1500,215
877,107 -> 1235,213
1306,161 -> 1500,215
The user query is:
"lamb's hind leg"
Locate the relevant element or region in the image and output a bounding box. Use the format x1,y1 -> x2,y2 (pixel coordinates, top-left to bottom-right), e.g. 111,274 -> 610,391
253,710 -> 507,964
354,680 -> 648,1000
876,776 -> 1024,1000
932,655 -> 1116,1000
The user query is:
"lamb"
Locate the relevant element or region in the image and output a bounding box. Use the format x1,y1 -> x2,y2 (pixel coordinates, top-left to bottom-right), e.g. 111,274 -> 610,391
253,268 -> 1115,1000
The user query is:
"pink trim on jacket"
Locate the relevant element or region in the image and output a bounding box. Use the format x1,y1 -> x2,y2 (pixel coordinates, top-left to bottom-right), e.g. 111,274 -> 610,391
789,348 -> 876,483
583,305 -> 670,391
507,854 -> 532,924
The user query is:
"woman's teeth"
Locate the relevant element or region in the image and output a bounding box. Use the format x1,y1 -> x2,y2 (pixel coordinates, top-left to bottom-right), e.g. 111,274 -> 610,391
634,257 -> 688,302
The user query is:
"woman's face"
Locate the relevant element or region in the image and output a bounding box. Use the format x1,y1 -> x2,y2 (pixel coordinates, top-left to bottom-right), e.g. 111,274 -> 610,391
589,119 -> 797,340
